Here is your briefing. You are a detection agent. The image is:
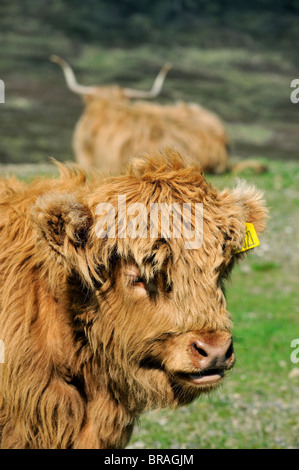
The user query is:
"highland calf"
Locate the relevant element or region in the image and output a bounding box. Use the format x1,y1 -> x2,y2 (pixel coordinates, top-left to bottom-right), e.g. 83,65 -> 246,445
0,150 -> 267,449
51,56 -> 230,175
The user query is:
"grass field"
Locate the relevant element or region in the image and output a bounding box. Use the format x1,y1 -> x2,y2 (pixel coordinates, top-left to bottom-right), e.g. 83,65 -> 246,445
0,20 -> 298,449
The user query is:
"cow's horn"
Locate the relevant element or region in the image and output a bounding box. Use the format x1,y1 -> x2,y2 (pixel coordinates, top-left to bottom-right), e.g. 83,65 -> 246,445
123,63 -> 172,99
50,55 -> 98,96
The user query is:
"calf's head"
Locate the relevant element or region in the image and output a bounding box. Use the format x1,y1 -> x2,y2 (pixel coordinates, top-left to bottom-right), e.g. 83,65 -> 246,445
32,151 -> 267,412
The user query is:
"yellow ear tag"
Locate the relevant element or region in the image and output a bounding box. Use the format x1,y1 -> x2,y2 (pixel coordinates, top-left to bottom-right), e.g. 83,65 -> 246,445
235,222 -> 260,254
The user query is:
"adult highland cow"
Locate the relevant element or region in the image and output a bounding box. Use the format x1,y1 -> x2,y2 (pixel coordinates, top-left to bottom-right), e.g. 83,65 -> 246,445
51,56 -> 230,175
0,149 -> 267,448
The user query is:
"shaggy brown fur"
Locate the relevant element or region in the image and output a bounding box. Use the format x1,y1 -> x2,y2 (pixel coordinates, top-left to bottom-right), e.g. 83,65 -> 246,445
0,149 -> 267,449
52,56 -> 230,175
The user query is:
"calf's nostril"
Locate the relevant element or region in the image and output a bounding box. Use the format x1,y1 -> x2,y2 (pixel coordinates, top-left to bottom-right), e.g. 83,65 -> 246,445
191,337 -> 235,369
225,341 -> 234,360
192,341 -> 208,358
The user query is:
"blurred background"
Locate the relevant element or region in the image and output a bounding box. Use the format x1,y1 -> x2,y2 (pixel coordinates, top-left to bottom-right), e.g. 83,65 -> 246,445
0,0 -> 298,449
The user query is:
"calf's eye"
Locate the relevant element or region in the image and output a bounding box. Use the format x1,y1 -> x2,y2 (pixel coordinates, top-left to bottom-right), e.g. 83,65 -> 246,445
127,275 -> 146,289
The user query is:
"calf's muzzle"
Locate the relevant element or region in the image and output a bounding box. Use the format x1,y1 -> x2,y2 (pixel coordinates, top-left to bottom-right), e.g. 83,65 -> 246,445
190,332 -> 235,373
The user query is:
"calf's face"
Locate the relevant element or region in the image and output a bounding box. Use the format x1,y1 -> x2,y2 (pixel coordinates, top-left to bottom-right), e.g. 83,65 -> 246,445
100,256 -> 235,404
92,220 -> 237,408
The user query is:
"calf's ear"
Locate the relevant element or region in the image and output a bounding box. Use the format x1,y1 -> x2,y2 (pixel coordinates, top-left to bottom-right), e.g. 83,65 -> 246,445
231,180 -> 268,235
31,192 -> 93,257
219,181 -> 268,255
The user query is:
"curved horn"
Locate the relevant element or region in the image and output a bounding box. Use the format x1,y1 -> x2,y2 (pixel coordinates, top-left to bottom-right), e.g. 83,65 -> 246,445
50,55 -> 98,96
123,63 -> 172,99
